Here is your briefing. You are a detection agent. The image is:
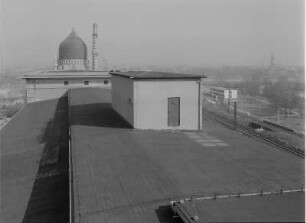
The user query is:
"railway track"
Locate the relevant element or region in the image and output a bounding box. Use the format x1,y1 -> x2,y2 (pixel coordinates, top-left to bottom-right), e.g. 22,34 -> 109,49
202,109 -> 305,158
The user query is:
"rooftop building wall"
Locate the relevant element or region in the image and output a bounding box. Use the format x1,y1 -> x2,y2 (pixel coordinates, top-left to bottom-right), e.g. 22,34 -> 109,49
25,75 -> 111,103
111,75 -> 134,126
133,79 -> 201,130
210,87 -> 238,100
111,73 -> 202,130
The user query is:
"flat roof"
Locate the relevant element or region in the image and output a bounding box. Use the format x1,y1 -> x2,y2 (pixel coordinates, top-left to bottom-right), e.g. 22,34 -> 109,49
69,88 -> 304,223
22,70 -> 111,79
2,87 -> 304,223
110,71 -> 206,79
1,97 -> 69,222
174,192 -> 304,222
47,70 -> 108,73
210,86 -> 237,91
23,75 -> 110,79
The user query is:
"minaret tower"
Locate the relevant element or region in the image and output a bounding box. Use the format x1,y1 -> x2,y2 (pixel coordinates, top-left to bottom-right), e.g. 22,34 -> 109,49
92,23 -> 98,70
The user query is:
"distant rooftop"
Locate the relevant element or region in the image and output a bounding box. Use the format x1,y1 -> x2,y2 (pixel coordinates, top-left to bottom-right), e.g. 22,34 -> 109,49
22,70 -> 110,79
47,70 -> 108,73
110,71 -> 206,80
173,192 -> 304,222
210,86 -> 237,91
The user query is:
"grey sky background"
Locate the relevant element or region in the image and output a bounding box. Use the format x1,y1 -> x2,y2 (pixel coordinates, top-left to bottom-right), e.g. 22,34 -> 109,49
0,0 -> 304,70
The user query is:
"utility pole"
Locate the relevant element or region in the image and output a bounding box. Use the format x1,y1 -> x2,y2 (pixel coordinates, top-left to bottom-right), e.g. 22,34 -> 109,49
227,89 -> 231,113
234,101 -> 237,129
198,79 -> 202,131
257,99 -> 262,124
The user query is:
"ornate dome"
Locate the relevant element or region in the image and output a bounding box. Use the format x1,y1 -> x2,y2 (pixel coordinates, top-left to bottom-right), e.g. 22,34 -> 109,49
58,30 -> 87,60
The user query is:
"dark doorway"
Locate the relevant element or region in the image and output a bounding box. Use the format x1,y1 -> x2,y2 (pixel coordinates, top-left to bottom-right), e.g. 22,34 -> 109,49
168,97 -> 180,127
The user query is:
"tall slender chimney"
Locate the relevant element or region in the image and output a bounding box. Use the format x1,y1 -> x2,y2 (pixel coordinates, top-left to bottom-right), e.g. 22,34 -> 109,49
92,23 -> 98,70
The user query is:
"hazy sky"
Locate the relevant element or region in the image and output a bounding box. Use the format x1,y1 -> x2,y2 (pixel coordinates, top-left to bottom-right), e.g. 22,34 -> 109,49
0,0 -> 304,69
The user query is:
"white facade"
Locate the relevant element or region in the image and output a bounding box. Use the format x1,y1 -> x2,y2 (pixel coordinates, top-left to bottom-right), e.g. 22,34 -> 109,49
24,73 -> 111,103
210,87 -> 238,101
112,74 -> 203,130
57,59 -> 89,71
112,75 -> 134,125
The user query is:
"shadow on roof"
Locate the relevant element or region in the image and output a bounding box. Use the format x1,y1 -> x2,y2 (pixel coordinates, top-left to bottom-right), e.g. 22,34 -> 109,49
22,94 -> 69,223
155,205 -> 181,223
69,102 -> 132,129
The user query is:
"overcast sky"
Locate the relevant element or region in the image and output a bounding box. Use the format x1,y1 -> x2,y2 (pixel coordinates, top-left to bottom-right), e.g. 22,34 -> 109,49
0,0 -> 304,69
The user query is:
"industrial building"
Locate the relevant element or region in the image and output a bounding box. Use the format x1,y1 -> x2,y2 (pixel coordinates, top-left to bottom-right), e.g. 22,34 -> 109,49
23,71 -> 110,102
111,71 -> 205,130
23,23 -> 111,103
209,86 -> 238,102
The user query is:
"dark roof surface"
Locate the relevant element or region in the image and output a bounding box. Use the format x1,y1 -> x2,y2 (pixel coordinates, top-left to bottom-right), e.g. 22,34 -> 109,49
176,192 -> 304,222
110,71 -> 206,79
69,88 -> 304,223
1,87 -> 304,223
1,97 -> 69,223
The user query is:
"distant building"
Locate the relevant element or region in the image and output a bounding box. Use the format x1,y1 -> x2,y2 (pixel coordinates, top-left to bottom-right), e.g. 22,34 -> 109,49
111,71 -> 206,130
209,87 -> 238,102
23,71 -> 110,102
259,84 -> 265,95
56,29 -> 89,71
23,24 -> 111,103
270,53 -> 275,69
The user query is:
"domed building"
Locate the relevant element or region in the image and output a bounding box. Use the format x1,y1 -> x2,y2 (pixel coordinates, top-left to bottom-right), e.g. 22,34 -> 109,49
23,24 -> 112,103
56,29 -> 89,71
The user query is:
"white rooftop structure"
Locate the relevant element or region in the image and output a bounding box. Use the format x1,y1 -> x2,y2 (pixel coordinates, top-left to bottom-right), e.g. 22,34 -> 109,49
111,71 -> 206,130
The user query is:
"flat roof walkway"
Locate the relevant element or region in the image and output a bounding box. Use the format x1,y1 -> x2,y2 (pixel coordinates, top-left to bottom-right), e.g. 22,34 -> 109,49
69,88 -> 304,223
1,97 -> 69,223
